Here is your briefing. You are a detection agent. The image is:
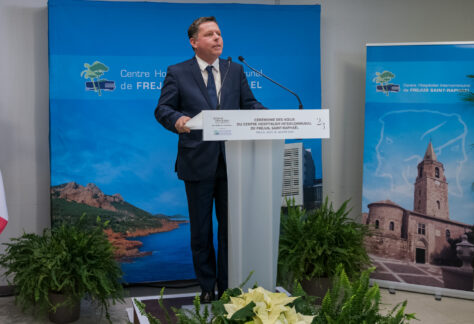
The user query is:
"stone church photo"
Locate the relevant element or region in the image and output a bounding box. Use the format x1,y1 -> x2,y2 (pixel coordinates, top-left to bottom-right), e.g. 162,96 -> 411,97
362,141 -> 473,291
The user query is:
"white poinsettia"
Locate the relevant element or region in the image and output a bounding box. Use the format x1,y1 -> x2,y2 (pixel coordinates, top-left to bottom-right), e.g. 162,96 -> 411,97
223,287 -> 314,324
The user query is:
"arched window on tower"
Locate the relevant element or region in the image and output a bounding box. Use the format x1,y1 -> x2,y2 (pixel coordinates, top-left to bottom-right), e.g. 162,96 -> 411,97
389,221 -> 394,231
375,220 -> 379,229
435,167 -> 440,178
437,201 -> 440,209
418,166 -> 423,178
446,229 -> 451,240
418,200 -> 421,209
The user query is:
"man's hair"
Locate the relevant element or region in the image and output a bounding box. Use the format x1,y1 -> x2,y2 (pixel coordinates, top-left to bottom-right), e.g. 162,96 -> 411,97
188,16 -> 218,39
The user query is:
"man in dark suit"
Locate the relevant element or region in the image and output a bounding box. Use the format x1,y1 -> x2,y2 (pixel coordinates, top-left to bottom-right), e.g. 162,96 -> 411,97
155,16 -> 264,302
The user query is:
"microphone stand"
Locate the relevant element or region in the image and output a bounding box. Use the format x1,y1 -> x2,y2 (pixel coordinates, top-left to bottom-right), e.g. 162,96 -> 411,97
216,57 -> 232,110
238,56 -> 303,109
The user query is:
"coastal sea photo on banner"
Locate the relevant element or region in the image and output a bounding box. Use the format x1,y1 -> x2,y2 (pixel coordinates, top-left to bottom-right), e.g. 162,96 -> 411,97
48,0 -> 321,284
362,42 -> 474,292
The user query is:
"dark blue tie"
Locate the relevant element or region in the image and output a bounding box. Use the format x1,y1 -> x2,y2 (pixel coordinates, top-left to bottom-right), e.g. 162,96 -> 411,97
206,65 -> 218,109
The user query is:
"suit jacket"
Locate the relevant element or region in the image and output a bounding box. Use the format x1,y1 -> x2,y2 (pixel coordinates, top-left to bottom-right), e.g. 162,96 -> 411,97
155,57 -> 264,181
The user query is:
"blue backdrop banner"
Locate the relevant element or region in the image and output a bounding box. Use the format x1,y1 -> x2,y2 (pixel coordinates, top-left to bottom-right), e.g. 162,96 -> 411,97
49,0 -> 321,283
362,42 -> 474,292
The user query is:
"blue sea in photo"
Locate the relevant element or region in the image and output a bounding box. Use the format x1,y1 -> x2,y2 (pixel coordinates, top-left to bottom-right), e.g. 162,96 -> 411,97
121,222 -> 195,283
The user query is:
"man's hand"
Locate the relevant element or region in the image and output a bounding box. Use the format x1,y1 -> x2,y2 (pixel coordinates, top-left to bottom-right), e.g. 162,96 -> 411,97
175,116 -> 191,133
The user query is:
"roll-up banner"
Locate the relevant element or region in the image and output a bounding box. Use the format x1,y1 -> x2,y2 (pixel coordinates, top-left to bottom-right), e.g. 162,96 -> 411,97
362,42 -> 474,294
48,0 -> 321,284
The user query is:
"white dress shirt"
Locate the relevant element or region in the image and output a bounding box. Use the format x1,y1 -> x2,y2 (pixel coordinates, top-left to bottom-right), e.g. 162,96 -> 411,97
195,55 -> 222,103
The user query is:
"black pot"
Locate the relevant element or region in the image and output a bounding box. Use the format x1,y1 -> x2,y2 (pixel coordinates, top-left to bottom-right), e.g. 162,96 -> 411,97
48,292 -> 81,324
301,277 -> 332,304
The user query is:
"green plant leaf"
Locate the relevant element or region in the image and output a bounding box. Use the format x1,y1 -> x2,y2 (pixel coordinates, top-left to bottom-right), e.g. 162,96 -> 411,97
0,215 -> 124,322
230,301 -> 256,321
278,197 -> 371,282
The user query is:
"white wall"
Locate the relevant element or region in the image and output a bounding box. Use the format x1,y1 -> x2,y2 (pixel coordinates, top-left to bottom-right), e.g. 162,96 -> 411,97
1,0 -> 474,284
0,0 -> 50,279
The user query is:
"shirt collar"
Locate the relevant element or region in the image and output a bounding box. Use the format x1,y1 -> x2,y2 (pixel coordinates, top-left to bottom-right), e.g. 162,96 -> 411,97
195,55 -> 220,72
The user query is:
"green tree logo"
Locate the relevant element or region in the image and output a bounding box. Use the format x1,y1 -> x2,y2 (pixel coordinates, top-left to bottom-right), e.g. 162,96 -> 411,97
373,71 -> 395,96
81,61 -> 109,96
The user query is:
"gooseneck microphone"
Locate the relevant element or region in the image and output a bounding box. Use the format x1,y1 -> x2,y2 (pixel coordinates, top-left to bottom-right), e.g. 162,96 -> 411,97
216,56 -> 232,110
238,56 -> 303,109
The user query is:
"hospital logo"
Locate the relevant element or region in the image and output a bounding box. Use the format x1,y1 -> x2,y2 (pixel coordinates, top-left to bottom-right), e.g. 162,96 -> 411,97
81,61 -> 116,96
373,71 -> 399,95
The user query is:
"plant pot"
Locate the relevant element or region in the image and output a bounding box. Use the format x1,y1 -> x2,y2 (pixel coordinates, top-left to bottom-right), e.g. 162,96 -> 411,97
48,292 -> 81,324
301,277 -> 332,304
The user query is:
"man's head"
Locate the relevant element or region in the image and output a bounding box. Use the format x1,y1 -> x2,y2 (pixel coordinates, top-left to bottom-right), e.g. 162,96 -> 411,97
188,16 -> 223,64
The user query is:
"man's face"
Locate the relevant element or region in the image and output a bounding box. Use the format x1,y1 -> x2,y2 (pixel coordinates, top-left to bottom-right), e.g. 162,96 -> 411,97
190,21 -> 223,64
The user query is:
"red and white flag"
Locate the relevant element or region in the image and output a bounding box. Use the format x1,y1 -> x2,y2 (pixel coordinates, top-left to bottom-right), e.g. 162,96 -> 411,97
0,170 -> 8,234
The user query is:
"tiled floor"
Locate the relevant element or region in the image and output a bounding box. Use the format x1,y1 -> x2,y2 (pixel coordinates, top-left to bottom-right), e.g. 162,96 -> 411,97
0,286 -> 473,323
0,295 -> 133,323
379,289 -> 474,324
0,285 -> 198,324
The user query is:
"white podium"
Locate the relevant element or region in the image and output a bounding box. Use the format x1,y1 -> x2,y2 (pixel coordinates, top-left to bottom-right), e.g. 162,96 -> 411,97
187,109 -> 329,291
225,139 -> 284,291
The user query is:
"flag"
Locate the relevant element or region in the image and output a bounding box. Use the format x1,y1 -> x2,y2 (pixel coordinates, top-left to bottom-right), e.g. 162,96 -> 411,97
0,169 -> 8,234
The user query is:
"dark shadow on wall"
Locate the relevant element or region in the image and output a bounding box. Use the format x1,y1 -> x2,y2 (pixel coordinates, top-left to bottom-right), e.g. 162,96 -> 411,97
340,53 -> 366,221
33,7 -> 51,231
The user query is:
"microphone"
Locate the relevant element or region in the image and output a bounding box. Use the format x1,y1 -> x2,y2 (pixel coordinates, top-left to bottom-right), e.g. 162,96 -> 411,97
216,56 -> 232,110
238,56 -> 303,109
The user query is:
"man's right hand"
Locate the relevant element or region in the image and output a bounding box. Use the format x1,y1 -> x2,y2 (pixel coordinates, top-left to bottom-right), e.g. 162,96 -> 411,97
175,116 -> 191,133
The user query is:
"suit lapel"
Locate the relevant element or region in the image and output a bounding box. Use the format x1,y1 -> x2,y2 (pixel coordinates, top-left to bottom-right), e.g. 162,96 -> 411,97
190,57 -> 213,109
219,59 -> 229,109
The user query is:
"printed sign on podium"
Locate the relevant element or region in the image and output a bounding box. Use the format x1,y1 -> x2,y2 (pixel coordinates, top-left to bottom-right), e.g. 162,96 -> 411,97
188,109 -> 329,140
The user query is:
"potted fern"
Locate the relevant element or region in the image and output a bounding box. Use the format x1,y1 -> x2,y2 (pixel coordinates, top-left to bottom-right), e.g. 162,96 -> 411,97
314,265 -> 416,323
278,197 -> 370,299
0,216 -> 124,323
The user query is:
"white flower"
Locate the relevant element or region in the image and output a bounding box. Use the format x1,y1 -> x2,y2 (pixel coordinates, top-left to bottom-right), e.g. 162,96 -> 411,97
223,287 -> 314,324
